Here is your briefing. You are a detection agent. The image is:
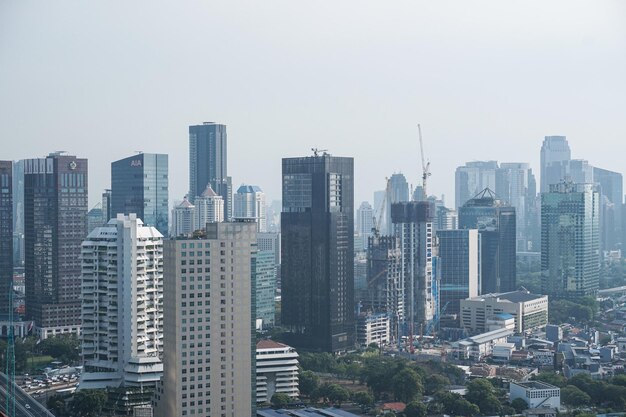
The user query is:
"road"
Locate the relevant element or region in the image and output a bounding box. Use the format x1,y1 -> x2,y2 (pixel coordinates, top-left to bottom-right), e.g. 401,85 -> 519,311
0,373 -> 55,417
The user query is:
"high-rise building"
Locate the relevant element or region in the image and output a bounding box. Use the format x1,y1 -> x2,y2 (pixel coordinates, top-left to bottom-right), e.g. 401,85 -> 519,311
102,189 -> 112,224
540,135 -> 571,193
541,182 -> 600,298
383,173 -> 410,234
391,201 -> 435,334
356,201 -> 374,251
459,188 -> 516,294
256,250 -> 276,329
437,229 -> 480,317
195,183 -> 224,229
171,197 -> 196,237
11,160 -> 24,268
455,161 -> 499,209
155,222 -> 256,417
189,122 -> 232,220
111,153 -> 169,236
593,167 -> 623,250
258,232 -> 281,290
234,185 -> 266,232
0,161 -> 13,317
86,205 -> 104,234
24,153 -> 87,337
435,206 -> 458,232
80,214 -> 163,392
255,340 -> 299,404
281,154 -> 355,352
497,163 -> 537,251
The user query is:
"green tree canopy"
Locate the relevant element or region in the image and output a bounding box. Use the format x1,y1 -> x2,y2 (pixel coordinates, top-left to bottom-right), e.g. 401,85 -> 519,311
392,368 -> 423,404
298,370 -> 319,397
69,389 -> 107,417
404,400 -> 427,417
271,393 -> 291,408
561,385 -> 591,407
511,397 -> 529,413
424,374 -> 450,395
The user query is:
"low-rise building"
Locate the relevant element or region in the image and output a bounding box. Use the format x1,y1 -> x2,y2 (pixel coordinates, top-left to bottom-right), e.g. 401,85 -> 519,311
356,313 -> 390,347
510,381 -> 560,409
455,328 -> 513,361
256,340 -> 299,404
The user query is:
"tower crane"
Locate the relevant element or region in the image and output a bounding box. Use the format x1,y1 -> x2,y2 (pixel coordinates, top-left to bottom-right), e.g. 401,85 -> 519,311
418,124 -> 431,199
371,178 -> 390,239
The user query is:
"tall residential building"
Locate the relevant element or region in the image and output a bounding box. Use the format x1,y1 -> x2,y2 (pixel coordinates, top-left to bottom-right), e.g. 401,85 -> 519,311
195,183 -> 224,229
11,160 -> 24,268
455,161 -> 499,209
101,189 -> 112,224
497,163 -> 537,251
0,161 -> 13,317
541,182 -> 600,298
437,229 -> 481,317
80,214 -> 163,391
189,122 -> 232,220
111,153 -> 169,236
459,188 -> 516,294
256,250 -> 276,329
171,197 -> 196,237
281,154 -> 355,352
255,340 -> 299,404
540,135 -> 571,193
24,153 -> 87,337
234,185 -> 266,232
356,201 -> 374,251
155,222 -> 256,417
391,201 -> 435,335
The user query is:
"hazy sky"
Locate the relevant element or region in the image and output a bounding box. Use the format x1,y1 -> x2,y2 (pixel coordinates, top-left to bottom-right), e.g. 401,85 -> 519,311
1,1 -> 625,209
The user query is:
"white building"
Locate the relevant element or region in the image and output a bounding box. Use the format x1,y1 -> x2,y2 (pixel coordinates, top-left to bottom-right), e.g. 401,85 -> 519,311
510,381 -> 560,409
357,313 -> 390,347
455,327 -> 513,361
79,214 -> 163,390
195,183 -> 224,228
256,340 -> 299,404
171,197 -> 196,237
356,201 -> 374,251
154,222 -> 256,417
461,290 -> 548,334
234,185 -> 266,232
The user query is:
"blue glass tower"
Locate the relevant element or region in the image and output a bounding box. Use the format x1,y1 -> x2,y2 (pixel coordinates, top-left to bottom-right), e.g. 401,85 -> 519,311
111,153 -> 168,236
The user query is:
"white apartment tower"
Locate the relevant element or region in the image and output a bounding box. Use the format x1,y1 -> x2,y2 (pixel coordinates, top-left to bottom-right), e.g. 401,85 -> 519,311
154,222 -> 256,417
255,340 -> 299,404
195,184 -> 224,228
172,197 -> 196,237
80,214 -> 164,390
234,185 -> 266,232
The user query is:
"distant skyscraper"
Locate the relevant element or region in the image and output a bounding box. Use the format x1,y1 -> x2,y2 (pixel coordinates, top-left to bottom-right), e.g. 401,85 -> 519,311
540,136 -> 571,193
437,229 -> 480,317
111,153 -> 169,236
256,250 -> 276,328
459,188 -> 516,294
0,161 -> 13,317
80,214 -> 163,391
11,160 -> 24,268
155,222 -> 256,417
86,205 -> 104,234
391,201 -> 435,334
356,201 -> 374,251
455,161 -> 498,209
258,232 -> 281,289
384,173 -> 410,234
593,166 -> 623,250
189,122 -> 232,220
24,153 -> 87,337
496,163 -> 537,251
101,189 -> 112,224
541,182 -> 600,298
195,183 -> 224,229
171,197 -> 196,237
435,206 -> 458,232
234,185 -> 266,232
281,154 -> 355,352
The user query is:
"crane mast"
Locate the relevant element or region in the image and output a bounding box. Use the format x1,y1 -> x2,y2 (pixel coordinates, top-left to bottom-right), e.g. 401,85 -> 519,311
418,124 -> 431,199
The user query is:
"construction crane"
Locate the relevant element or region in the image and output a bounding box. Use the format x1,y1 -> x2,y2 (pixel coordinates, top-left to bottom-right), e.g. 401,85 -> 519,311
418,124 -> 431,198
371,177 -> 390,239
311,148 -> 328,157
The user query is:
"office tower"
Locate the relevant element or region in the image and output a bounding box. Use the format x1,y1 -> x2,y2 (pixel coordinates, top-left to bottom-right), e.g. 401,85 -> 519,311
391,201 -> 435,334
195,183 -> 224,229
541,182 -> 600,298
24,153 -> 87,337
437,229 -> 480,317
364,235 -> 403,339
255,340 -> 299,404
155,222 -> 256,417
171,197 -> 196,237
383,173 -> 410,234
281,154 -> 355,352
234,185 -> 266,232
593,167 -> 623,250
111,153 -> 169,236
455,161 -> 498,209
102,189 -> 112,224
459,188 -> 516,294
0,161 -> 13,317
80,214 -> 163,393
436,206 -> 458,232
497,163 -> 537,251
189,122 -> 232,220
540,136 -> 571,193
256,250 -> 276,329
86,205 -> 104,234
12,160 -> 24,268
356,201 -> 374,251
265,200 -> 281,233
258,232 -> 281,290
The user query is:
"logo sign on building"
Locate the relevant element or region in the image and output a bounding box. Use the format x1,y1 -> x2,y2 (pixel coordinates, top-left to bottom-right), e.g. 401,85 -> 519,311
130,160 -> 142,167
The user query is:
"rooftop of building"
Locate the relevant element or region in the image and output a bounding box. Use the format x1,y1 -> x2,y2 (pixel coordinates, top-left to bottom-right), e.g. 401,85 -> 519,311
467,288 -> 547,304
237,184 -> 263,194
467,328 -> 514,344
199,183 -> 218,197
257,408 -> 362,417
256,340 -> 290,350
512,381 -> 560,391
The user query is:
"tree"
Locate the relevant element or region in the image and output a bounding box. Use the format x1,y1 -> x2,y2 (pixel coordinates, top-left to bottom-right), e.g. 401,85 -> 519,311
345,362 -> 362,383
299,370 -> 319,397
435,392 -> 480,417
465,378 -> 501,415
352,391 -> 374,410
47,394 -> 69,417
326,384 -> 350,406
271,393 -> 291,408
38,334 -> 80,364
69,389 -> 107,417
511,398 -> 529,413
561,385 -> 591,407
392,368 -> 423,403
404,400 -> 427,417
532,372 -> 567,388
424,374 -> 450,395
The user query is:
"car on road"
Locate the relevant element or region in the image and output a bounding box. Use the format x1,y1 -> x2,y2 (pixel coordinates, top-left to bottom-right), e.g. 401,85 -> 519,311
25,404 -> 30,409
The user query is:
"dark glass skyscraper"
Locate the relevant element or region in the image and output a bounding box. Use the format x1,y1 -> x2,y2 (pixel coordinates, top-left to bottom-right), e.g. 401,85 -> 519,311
111,153 -> 168,236
281,154 -> 355,352
24,153 -> 87,336
189,122 -> 232,220
0,161 -> 13,318
459,188 -> 516,294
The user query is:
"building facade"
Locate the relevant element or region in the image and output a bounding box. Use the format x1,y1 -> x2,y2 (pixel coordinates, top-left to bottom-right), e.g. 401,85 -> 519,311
281,154 -> 355,352
540,135 -> 571,194
195,183 -> 224,229
171,197 -> 196,237
510,382 -> 560,409
256,250 -> 276,329
80,214 -> 163,390
189,122 -> 232,220
455,161 -> 499,209
356,201 -> 374,251
0,161 -> 13,317
24,153 -> 87,337
255,340 -> 299,404
154,222 -> 256,417
111,153 -> 169,236
234,185 -> 266,232
11,160 -> 24,268
356,313 -> 390,347
541,182 -> 600,298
